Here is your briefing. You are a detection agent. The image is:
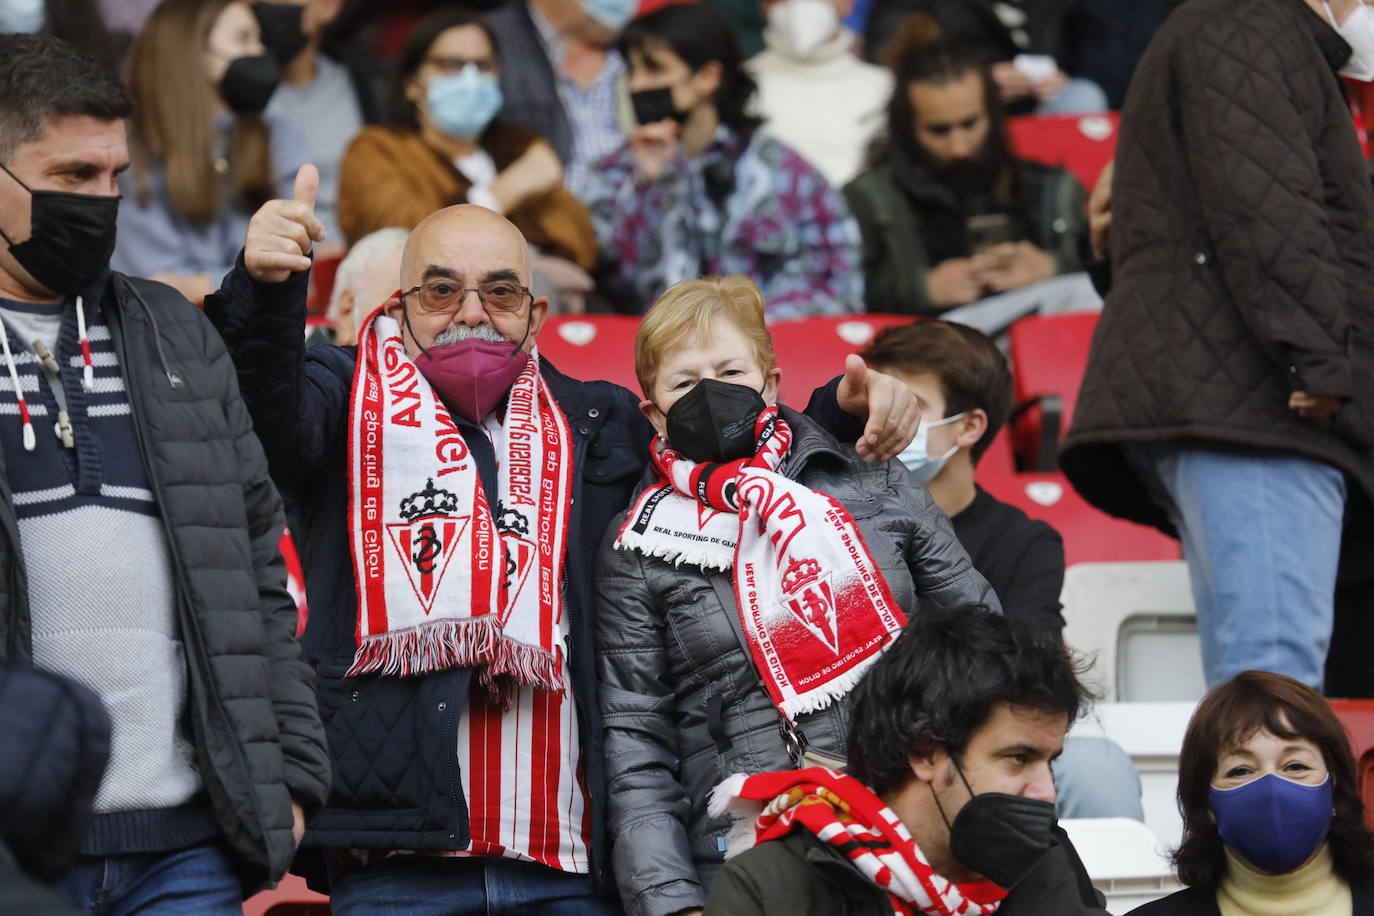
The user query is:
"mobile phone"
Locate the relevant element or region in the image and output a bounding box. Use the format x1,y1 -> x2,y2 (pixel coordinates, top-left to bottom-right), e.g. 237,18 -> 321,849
966,213 -> 1014,254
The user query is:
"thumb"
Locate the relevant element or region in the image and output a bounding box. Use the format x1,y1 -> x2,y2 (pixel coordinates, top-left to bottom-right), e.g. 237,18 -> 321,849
293,163 -> 320,208
842,353 -> 868,391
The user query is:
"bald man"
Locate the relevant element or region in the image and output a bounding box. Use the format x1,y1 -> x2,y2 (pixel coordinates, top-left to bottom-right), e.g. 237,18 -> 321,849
205,170 -> 926,915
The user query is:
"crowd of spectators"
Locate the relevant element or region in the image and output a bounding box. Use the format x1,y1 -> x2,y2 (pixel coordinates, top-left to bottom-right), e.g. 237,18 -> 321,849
2,0 -> 1373,914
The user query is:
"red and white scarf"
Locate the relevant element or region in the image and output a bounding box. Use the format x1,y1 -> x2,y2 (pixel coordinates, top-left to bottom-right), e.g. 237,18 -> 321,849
346,308 -> 572,692
615,408 -> 906,719
710,767 -> 1006,916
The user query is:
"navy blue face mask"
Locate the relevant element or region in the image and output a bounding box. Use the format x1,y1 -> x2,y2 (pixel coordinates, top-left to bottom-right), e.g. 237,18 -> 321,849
1209,773 -> 1335,874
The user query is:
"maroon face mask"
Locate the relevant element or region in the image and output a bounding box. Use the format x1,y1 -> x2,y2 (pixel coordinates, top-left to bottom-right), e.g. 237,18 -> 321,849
416,337 -> 530,423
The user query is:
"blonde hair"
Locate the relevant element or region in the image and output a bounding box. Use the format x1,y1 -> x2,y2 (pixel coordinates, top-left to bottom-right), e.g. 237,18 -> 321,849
634,275 -> 777,397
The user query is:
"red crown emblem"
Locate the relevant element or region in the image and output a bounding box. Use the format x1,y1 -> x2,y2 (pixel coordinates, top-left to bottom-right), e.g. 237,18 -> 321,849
781,558 -> 822,593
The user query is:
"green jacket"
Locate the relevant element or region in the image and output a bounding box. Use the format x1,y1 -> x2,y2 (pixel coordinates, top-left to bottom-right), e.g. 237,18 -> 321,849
705,826 -> 1110,915
843,155 -> 1087,316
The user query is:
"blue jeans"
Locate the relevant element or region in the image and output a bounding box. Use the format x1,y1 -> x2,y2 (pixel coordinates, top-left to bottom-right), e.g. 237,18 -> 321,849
1126,442 -> 1347,688
55,841 -> 241,916
329,855 -> 623,916
1054,736 -> 1145,821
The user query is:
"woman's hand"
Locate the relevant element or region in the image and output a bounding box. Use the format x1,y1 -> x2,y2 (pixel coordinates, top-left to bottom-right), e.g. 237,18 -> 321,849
1089,159 -> 1114,261
630,120 -> 681,182
491,142 -> 565,211
836,354 -> 922,463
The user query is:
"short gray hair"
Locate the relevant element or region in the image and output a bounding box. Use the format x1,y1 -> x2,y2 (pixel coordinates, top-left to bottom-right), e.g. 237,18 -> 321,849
329,227 -> 410,323
0,34 -> 132,163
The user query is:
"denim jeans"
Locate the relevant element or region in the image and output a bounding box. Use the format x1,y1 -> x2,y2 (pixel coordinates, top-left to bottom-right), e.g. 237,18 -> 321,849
329,855 -> 623,916
1126,442 -> 1347,688
1054,736 -> 1145,821
55,841 -> 241,916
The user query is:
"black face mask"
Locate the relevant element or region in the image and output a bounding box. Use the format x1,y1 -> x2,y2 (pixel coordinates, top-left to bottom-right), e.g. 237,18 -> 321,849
219,54 -> 283,115
0,162 -> 119,296
631,86 -> 688,126
933,758 -> 1057,890
254,3 -> 309,66
664,377 -> 766,463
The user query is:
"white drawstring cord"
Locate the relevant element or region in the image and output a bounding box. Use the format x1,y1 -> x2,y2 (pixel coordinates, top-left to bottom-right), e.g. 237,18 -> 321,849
0,320 -> 34,451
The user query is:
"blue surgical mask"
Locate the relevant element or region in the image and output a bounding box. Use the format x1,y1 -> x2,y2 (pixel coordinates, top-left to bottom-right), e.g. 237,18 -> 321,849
0,0 -> 45,33
897,412 -> 966,483
426,64 -> 503,141
584,0 -> 637,30
1209,773 -> 1335,875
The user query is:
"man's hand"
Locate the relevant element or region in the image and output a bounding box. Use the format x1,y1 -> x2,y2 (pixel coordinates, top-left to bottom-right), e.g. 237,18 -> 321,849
991,62 -> 1034,103
836,354 -> 922,463
629,120 -> 680,182
974,241 -> 1056,294
244,164 -> 326,284
927,258 -> 984,309
1088,159 -> 1114,261
291,800 -> 306,848
492,141 -> 565,211
1031,69 -> 1070,103
149,271 -> 216,306
1289,391 -> 1343,419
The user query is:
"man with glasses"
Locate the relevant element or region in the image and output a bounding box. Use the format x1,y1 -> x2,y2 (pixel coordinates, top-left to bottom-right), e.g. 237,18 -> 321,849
206,165 -> 922,914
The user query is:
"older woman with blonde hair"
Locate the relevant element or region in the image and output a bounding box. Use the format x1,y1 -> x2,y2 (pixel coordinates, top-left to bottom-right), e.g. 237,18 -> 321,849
594,275 -> 998,916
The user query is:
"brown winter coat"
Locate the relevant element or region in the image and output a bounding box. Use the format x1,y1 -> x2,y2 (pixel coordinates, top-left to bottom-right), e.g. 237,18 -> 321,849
1059,0 -> 1374,533
336,121 -> 598,269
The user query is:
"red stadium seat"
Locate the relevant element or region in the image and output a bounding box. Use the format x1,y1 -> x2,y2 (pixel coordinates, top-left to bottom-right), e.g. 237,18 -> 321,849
769,314 -> 915,407
976,429 -> 1017,479
1326,700 -> 1374,830
979,472 -> 1180,566
306,255 -> 343,318
537,315 -> 643,394
242,875 -> 330,916
1007,311 -> 1099,471
1007,113 -> 1120,191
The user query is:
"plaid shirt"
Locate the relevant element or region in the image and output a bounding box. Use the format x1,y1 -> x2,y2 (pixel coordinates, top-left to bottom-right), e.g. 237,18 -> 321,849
530,8 -> 627,198
586,126 -> 863,319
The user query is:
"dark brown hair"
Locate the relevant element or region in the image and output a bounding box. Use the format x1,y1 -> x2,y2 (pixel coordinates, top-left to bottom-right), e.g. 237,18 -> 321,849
859,320 -> 1011,463
1173,670 -> 1374,887
127,0 -> 275,224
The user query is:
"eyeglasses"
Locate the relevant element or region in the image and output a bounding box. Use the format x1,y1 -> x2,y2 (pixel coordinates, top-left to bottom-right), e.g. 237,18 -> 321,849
425,55 -> 497,76
399,279 -> 533,315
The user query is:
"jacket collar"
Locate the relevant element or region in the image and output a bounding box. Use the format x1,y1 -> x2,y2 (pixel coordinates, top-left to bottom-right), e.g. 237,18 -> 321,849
1300,0 -> 1355,71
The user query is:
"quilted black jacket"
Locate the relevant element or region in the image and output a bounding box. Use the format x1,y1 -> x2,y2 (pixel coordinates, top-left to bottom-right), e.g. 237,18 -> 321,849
595,409 -> 999,916
1060,0 -> 1374,533
0,273 -> 330,895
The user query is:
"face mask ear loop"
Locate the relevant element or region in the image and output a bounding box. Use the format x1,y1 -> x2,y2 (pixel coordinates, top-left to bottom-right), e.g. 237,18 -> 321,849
402,294 -> 432,363
0,162 -> 29,247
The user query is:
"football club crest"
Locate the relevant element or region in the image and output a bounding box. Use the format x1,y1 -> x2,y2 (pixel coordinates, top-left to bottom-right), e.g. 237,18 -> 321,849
496,501 -> 537,616
781,558 -> 840,654
387,479 -> 469,614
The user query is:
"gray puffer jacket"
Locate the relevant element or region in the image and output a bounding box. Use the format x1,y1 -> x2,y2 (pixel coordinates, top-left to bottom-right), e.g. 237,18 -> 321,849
595,408 -> 999,916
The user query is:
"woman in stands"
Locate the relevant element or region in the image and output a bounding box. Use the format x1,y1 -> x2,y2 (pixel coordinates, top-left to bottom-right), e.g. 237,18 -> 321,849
335,9 -> 597,281
583,3 -> 862,319
115,0 -> 307,304
594,274 -> 998,915
1131,670 -> 1374,915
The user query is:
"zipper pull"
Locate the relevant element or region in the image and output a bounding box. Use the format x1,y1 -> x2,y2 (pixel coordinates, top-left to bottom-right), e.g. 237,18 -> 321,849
31,341 -> 60,375
55,410 -> 74,450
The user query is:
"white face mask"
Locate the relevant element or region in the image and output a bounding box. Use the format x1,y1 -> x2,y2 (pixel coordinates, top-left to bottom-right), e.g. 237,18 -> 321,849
767,0 -> 841,58
1325,0 -> 1374,81
896,411 -> 967,484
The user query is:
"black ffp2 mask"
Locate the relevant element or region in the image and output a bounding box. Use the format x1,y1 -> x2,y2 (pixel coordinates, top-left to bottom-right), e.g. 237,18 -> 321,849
944,788 -> 1057,890
0,162 -> 119,296
664,378 -> 766,463
630,86 -> 687,126
219,54 -> 282,115
254,3 -> 309,65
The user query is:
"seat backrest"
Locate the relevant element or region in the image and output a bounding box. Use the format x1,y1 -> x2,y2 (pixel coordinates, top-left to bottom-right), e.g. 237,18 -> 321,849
1058,817 -> 1182,911
1006,113 -> 1120,190
537,315 -> 643,394
768,314 -> 915,407
1060,561 -> 1200,703
975,428 -> 1017,478
1007,311 -> 1099,467
978,472 -> 1179,567
1326,700 -> 1374,830
242,875 -> 330,916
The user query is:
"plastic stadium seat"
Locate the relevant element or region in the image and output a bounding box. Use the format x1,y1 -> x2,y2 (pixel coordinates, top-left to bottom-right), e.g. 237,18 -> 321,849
242,875 -> 330,916
978,472 -> 1180,567
769,314 -> 914,407
1007,310 -> 1099,471
1326,700 -> 1374,830
976,429 -> 1016,479
1007,113 -> 1120,191
280,529 -> 308,637
306,255 -> 343,318
1060,560 -> 1201,703
537,315 -> 643,394
1069,701 -> 1198,860
1059,818 -> 1182,913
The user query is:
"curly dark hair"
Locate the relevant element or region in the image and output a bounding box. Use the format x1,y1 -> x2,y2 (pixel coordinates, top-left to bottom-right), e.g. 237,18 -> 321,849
846,605 -> 1092,797
1173,670 -> 1374,887
0,33 -> 132,164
